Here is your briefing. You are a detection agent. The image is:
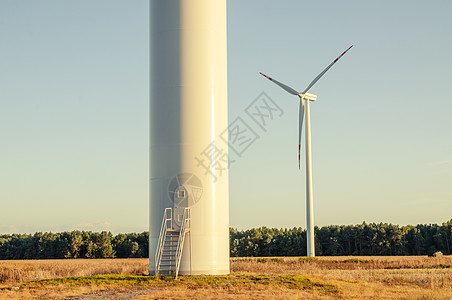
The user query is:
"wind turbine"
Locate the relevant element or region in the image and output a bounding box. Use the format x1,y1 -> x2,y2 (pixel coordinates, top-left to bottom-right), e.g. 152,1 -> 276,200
260,45 -> 353,257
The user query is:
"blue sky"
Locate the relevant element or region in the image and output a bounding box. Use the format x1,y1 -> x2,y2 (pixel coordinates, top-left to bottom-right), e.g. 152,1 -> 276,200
1,1 -> 451,234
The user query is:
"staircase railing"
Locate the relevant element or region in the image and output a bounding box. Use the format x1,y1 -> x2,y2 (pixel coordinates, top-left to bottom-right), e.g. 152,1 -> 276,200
174,208 -> 190,279
154,207 -> 172,276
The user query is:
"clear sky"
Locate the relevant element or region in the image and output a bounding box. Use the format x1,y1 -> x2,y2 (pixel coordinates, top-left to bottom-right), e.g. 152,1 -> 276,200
1,1 -> 451,234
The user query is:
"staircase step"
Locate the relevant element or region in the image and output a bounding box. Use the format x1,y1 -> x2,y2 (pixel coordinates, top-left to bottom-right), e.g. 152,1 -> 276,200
160,262 -> 176,270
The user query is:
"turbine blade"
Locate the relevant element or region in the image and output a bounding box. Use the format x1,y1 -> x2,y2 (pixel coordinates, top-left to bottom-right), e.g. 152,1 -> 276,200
259,72 -> 299,95
298,98 -> 304,169
301,45 -> 353,95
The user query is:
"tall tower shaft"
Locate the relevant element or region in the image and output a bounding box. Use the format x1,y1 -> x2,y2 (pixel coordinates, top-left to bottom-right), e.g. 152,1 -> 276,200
149,0 -> 229,275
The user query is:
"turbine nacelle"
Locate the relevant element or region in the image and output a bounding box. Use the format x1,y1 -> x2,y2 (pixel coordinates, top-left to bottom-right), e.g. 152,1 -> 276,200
299,93 -> 317,101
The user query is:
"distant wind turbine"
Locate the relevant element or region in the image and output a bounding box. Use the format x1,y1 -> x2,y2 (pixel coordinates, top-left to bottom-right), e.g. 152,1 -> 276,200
260,45 -> 353,257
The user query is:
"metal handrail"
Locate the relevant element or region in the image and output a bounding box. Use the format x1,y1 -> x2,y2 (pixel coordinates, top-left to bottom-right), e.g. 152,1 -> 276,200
174,208 -> 190,279
154,208 -> 172,276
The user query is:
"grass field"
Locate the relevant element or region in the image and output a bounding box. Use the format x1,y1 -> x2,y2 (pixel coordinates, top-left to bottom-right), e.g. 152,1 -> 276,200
1,256 -> 451,299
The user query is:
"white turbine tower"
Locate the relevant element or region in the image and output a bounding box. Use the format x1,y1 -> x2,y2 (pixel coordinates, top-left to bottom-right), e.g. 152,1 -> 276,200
150,0 -> 229,276
260,45 -> 353,257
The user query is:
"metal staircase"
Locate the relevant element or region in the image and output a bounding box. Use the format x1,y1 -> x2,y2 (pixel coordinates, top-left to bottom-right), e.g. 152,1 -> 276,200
154,207 -> 190,279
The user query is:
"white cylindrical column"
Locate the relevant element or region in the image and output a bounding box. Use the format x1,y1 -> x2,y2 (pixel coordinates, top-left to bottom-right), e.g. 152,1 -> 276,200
150,0 -> 229,275
304,99 -> 315,257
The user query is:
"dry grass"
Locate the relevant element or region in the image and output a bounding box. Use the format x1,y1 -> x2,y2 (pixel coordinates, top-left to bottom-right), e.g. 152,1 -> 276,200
0,258 -> 148,285
232,255 -> 452,271
1,256 -> 452,299
231,256 -> 452,299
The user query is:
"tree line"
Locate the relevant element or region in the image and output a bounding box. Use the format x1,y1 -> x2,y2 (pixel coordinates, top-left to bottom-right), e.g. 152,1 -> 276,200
0,220 -> 451,259
230,220 -> 452,257
0,231 -> 148,259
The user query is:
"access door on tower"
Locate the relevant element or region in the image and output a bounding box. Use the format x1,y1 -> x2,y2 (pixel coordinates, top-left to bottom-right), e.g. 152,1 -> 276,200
167,173 -> 203,228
